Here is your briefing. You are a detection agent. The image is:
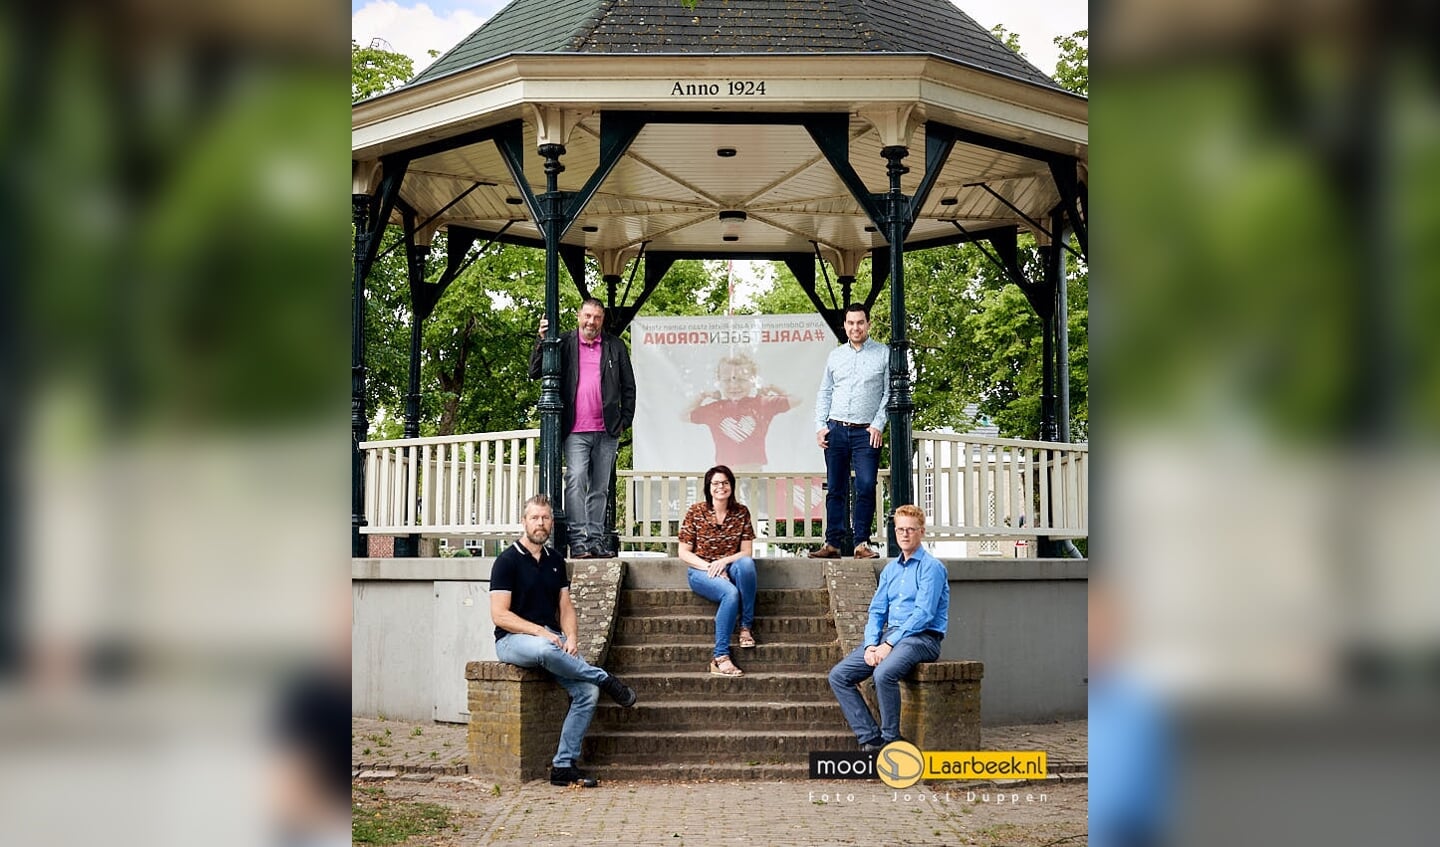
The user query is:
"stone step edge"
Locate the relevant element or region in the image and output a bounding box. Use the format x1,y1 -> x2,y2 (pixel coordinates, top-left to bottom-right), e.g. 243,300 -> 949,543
597,699 -> 838,708
352,762 -> 467,776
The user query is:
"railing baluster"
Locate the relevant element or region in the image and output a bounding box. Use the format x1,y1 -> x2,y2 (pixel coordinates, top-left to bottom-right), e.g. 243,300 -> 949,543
364,449 -> 377,528
391,448 -> 403,529
462,442 -> 474,528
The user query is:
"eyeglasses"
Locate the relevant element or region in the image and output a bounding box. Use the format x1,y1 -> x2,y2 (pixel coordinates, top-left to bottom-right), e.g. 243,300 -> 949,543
709,480 -> 732,488
894,526 -> 922,533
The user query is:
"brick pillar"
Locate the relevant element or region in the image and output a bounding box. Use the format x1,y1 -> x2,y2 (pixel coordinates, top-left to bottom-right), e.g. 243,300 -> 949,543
567,560 -> 624,668
899,661 -> 984,751
465,662 -> 571,782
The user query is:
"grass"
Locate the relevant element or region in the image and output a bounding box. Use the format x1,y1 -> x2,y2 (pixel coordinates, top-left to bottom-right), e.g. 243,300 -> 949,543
352,787 -> 455,845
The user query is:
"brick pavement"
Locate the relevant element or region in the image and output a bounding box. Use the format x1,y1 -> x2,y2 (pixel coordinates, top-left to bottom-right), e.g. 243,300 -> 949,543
464,778 -> 1086,846
355,716 -> 1087,845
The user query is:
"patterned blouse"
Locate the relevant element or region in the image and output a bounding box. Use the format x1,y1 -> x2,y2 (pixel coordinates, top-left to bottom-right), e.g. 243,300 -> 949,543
678,501 -> 756,562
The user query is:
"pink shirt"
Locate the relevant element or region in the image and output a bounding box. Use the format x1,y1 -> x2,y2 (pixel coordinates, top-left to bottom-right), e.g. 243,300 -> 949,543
572,335 -> 606,432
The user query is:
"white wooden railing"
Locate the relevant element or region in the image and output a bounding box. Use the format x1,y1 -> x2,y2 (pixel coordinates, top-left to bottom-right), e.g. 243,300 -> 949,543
620,470 -> 846,548
914,432 -> 1088,540
359,429 -> 1087,545
359,430 -> 539,536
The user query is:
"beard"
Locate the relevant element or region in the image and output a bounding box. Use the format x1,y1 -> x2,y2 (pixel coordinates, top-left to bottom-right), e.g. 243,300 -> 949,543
525,526 -> 551,547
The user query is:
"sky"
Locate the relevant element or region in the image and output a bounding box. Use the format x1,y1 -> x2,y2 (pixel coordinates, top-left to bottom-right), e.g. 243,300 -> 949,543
352,1 -> 1088,82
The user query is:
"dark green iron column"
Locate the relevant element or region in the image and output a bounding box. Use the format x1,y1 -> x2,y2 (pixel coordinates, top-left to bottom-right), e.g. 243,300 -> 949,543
537,143 -> 568,546
1036,221 -> 1067,558
601,271 -> 622,553
395,212 -> 429,558
352,160 -> 407,557
881,145 -> 915,557
351,192 -> 374,557
1053,211 -> 1072,444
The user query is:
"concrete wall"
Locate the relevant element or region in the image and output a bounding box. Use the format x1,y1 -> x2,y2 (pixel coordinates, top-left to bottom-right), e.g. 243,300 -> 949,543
352,555 -> 1087,726
939,559 -> 1088,724
352,558 -> 497,723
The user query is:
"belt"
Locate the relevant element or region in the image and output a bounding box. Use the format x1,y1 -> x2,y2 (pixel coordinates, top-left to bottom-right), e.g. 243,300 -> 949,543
830,419 -> 869,428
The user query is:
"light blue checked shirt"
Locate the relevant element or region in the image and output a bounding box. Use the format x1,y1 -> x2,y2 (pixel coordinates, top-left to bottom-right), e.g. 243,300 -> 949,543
814,338 -> 891,432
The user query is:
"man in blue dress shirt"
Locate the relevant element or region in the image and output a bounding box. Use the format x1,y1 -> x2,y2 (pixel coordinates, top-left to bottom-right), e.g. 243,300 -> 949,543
827,504 -> 949,750
810,302 -> 890,559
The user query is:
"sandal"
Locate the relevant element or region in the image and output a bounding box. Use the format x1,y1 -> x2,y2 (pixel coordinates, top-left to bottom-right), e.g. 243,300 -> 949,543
709,656 -> 744,677
738,628 -> 756,649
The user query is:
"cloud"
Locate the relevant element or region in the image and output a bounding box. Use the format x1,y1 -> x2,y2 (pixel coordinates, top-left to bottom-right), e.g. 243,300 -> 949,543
352,1 -> 497,76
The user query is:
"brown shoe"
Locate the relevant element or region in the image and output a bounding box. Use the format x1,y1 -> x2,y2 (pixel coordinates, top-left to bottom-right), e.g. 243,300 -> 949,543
809,543 -> 842,559
853,543 -> 879,559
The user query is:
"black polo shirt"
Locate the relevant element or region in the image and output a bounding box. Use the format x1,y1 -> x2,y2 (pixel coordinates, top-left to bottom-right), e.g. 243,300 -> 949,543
491,540 -> 569,642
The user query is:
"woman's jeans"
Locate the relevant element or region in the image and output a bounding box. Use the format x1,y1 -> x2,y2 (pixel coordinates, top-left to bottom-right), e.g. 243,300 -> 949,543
494,629 -> 606,767
686,556 -> 757,659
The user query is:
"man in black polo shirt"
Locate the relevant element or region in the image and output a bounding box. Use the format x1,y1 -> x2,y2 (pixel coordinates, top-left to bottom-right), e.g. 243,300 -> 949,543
490,494 -> 637,786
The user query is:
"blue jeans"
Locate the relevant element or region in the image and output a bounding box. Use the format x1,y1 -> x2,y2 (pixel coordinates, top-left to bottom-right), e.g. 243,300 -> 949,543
823,422 -> 881,548
686,556 -> 757,659
564,431 -> 619,553
828,629 -> 942,745
494,630 -> 606,767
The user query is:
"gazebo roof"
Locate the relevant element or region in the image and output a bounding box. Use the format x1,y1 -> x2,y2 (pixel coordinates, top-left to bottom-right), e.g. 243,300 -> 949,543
411,0 -> 1062,92
352,2 -> 1086,269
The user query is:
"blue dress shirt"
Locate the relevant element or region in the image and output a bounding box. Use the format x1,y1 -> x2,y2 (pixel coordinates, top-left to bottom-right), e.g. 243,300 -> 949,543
864,546 -> 949,646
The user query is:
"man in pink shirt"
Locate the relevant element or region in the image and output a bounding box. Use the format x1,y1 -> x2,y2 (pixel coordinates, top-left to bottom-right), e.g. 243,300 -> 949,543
530,299 -> 636,558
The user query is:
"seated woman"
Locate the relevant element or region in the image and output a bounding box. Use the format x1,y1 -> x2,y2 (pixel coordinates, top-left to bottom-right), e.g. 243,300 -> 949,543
678,465 -> 759,677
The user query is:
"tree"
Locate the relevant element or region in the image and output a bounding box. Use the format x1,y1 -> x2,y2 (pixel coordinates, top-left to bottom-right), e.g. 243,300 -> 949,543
990,24 -> 1025,57
352,40 -> 413,101
1053,30 -> 1088,96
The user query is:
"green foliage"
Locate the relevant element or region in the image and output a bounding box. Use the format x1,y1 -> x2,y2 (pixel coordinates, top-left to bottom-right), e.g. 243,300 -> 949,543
990,24 -> 1025,57
352,40 -> 413,101
631,259 -> 730,316
1053,30 -> 1089,95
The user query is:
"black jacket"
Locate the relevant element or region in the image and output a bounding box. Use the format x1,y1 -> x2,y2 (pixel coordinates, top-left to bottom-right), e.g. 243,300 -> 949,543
529,330 -> 636,439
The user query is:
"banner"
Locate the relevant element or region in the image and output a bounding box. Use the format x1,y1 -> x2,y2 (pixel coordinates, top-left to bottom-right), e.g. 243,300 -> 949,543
632,314 -> 833,474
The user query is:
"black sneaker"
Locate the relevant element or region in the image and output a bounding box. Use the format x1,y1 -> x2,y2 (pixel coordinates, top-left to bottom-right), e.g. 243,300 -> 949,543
860,740 -> 884,753
599,673 -> 637,707
549,764 -> 591,786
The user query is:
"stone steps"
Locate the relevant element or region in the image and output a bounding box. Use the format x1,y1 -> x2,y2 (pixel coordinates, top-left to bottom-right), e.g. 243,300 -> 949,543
595,699 -> 844,730
614,671 -> 836,699
618,588 -> 829,616
583,728 -> 858,762
614,614 -> 835,643
606,642 -> 843,672
586,584 -> 851,778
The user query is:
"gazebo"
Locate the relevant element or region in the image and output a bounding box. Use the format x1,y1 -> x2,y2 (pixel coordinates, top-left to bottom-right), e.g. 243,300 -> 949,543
350,0 -> 1088,557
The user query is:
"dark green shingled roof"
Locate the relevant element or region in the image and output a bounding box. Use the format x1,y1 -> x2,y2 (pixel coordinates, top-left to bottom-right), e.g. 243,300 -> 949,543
410,0 -> 1063,90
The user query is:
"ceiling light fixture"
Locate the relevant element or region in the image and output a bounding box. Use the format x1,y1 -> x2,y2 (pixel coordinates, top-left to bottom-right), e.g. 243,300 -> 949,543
716,147 -> 737,158
718,209 -> 746,243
